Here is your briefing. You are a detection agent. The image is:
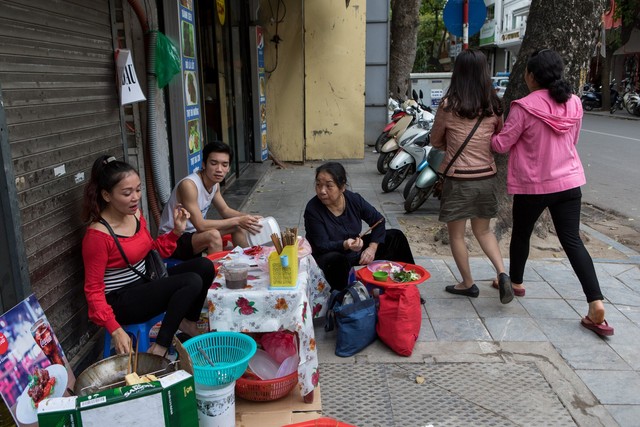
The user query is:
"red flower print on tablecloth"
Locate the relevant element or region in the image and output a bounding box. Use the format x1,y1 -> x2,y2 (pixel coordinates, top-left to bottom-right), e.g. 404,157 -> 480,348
210,282 -> 222,289
235,297 -> 258,315
301,301 -> 308,323
311,369 -> 319,387
274,297 -> 289,310
312,303 -> 322,318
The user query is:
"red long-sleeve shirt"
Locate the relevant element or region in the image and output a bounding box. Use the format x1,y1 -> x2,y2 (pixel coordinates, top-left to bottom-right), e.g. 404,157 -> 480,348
82,213 -> 179,334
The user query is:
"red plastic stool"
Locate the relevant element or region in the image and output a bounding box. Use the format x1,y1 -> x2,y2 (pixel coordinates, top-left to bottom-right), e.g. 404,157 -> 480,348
222,233 -> 233,250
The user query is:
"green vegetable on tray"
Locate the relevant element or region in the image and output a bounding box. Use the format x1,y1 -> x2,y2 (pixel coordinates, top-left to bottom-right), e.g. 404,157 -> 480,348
390,266 -> 420,282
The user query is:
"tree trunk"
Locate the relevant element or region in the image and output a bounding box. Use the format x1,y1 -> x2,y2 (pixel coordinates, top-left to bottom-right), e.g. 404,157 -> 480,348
494,0 -> 606,240
389,0 -> 422,98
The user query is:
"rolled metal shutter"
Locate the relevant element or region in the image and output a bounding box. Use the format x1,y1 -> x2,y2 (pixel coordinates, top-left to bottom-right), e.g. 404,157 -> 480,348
0,0 -> 123,358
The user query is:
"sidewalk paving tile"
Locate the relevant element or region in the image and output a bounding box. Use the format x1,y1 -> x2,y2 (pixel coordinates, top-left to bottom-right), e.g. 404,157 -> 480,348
553,340 -> 632,370
576,369 -> 640,405
424,297 -> 478,319
471,297 -> 530,318
519,298 -> 581,319
431,318 -> 492,341
605,405 -> 640,427
484,317 -> 548,341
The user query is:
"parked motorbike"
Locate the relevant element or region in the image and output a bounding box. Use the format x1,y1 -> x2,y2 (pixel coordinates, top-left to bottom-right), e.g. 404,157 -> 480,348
381,114 -> 434,193
403,147 -> 446,213
621,79 -> 640,116
610,80 -> 624,114
374,97 -> 409,152
580,83 -> 601,111
581,81 -> 619,111
376,90 -> 433,174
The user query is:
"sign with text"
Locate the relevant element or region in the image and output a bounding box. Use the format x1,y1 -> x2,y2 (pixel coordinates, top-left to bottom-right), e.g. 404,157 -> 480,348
116,49 -> 146,105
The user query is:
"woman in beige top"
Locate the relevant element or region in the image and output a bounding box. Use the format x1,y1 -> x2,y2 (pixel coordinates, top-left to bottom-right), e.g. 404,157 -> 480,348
430,49 -> 513,303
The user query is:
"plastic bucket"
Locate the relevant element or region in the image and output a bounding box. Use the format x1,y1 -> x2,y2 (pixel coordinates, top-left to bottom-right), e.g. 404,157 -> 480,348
195,381 -> 236,427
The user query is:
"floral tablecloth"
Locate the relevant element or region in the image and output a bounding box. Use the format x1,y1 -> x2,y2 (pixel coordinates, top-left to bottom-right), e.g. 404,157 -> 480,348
206,254 -> 330,396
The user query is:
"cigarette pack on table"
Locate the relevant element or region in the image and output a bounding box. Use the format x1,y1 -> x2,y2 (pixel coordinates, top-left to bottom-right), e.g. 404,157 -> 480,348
269,241 -> 299,289
37,370 -> 197,427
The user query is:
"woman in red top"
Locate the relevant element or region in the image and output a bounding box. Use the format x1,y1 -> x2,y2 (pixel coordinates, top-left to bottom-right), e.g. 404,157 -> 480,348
82,155 -> 214,357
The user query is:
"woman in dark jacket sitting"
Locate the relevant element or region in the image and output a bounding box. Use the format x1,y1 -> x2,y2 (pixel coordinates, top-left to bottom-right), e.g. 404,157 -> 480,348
304,162 -> 415,291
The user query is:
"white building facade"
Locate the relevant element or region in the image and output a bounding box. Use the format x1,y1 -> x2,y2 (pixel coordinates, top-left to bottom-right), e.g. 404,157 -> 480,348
479,0 -> 531,75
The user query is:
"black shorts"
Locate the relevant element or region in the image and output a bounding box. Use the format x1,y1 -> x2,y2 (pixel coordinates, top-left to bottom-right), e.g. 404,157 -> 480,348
170,232 -> 202,260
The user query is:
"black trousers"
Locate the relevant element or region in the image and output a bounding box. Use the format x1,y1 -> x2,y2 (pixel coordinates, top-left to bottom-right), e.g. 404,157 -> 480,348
510,187 -> 603,303
106,257 -> 214,347
313,229 -> 415,291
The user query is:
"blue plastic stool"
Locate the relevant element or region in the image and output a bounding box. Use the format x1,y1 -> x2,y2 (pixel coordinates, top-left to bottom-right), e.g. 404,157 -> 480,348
103,312 -> 165,358
163,258 -> 183,269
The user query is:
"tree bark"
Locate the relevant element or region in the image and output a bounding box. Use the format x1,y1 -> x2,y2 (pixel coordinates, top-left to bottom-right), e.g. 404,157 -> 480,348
389,0 -> 422,98
494,0 -> 606,240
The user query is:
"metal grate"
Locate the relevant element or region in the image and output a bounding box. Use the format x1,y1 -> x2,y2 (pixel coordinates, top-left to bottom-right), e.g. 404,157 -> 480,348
319,363 -> 576,427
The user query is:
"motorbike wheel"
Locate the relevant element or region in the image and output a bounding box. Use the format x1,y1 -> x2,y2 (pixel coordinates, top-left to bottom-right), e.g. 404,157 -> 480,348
376,151 -> 395,174
374,131 -> 390,153
403,172 -> 418,200
581,99 -> 594,111
625,101 -> 638,115
382,164 -> 413,193
404,183 -> 435,213
610,103 -> 618,114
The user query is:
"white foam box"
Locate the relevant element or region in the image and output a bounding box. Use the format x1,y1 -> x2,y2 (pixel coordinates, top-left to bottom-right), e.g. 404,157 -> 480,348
37,370 -> 197,427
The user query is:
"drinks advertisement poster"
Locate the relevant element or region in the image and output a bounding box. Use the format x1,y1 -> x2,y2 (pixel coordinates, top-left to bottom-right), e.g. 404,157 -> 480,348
256,26 -> 268,161
179,0 -> 202,173
0,294 -> 75,426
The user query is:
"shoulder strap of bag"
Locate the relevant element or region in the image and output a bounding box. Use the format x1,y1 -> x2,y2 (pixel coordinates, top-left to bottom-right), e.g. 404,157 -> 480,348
441,115 -> 485,176
98,218 -> 151,281
324,289 -> 344,332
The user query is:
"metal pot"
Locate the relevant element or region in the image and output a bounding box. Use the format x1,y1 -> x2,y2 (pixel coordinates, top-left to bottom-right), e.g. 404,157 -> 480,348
74,353 -> 176,396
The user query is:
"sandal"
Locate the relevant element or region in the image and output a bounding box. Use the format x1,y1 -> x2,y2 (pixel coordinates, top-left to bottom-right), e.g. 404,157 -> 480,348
580,316 -> 614,337
491,279 -> 525,297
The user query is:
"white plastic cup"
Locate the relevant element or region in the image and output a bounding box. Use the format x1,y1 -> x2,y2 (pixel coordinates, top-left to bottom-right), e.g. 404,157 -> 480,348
195,381 -> 236,427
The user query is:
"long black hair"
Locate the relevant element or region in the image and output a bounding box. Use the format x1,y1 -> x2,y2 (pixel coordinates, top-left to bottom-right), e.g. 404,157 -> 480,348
442,49 -> 503,120
82,155 -> 138,222
526,48 -> 573,104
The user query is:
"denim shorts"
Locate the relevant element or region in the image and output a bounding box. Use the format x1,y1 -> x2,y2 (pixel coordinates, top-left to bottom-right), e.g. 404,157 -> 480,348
438,176 -> 498,222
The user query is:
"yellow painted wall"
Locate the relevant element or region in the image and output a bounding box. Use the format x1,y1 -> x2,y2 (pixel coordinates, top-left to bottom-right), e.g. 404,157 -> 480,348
259,0 -> 366,161
304,0 -> 366,160
259,0 -> 305,162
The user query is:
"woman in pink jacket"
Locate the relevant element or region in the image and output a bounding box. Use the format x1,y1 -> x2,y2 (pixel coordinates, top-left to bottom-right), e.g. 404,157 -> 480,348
492,49 -> 614,336
430,49 -> 512,303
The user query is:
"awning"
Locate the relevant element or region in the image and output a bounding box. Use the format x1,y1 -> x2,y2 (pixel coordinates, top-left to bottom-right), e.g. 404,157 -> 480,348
614,27 -> 640,55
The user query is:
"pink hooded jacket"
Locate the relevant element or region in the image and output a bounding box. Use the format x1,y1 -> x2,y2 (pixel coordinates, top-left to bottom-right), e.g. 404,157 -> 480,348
491,90 -> 586,195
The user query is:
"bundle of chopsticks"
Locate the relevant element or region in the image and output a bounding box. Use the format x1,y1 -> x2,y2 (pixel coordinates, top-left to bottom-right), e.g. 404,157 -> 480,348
271,227 -> 298,254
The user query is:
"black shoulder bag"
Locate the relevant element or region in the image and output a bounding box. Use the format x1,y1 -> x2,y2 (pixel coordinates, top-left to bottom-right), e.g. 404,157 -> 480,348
98,218 -> 169,282
433,115 -> 485,200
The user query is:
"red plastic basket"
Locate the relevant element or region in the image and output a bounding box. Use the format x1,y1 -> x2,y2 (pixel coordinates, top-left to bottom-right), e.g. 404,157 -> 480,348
235,371 -> 298,401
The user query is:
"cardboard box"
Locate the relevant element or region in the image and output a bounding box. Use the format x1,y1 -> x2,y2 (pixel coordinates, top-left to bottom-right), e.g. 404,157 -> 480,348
235,385 -> 323,427
37,370 -> 197,427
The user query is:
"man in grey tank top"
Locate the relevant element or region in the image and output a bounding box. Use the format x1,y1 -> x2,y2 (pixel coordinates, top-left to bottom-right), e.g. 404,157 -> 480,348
158,141 -> 263,260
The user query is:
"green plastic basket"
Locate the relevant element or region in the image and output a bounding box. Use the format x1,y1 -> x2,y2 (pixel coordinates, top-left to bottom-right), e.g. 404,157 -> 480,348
183,332 -> 257,387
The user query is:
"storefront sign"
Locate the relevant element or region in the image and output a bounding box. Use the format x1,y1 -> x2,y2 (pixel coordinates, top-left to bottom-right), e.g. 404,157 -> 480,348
217,0 -> 225,26
0,294 -> 76,426
479,21 -> 496,46
116,49 -> 146,105
179,0 -> 202,173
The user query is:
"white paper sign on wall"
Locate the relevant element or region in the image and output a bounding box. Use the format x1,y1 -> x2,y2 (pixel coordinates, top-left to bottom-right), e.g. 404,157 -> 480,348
116,49 -> 146,105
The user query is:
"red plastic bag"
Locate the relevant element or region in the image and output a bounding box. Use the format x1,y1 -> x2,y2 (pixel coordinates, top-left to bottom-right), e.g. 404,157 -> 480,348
376,285 -> 421,356
261,331 -> 297,363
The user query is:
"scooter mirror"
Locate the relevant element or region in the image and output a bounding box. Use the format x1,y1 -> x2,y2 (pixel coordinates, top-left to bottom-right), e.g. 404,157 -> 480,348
412,89 -> 418,101
419,89 -> 424,99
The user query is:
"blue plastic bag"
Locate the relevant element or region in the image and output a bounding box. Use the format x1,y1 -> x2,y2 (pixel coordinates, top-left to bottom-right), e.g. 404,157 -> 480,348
325,282 -> 377,357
